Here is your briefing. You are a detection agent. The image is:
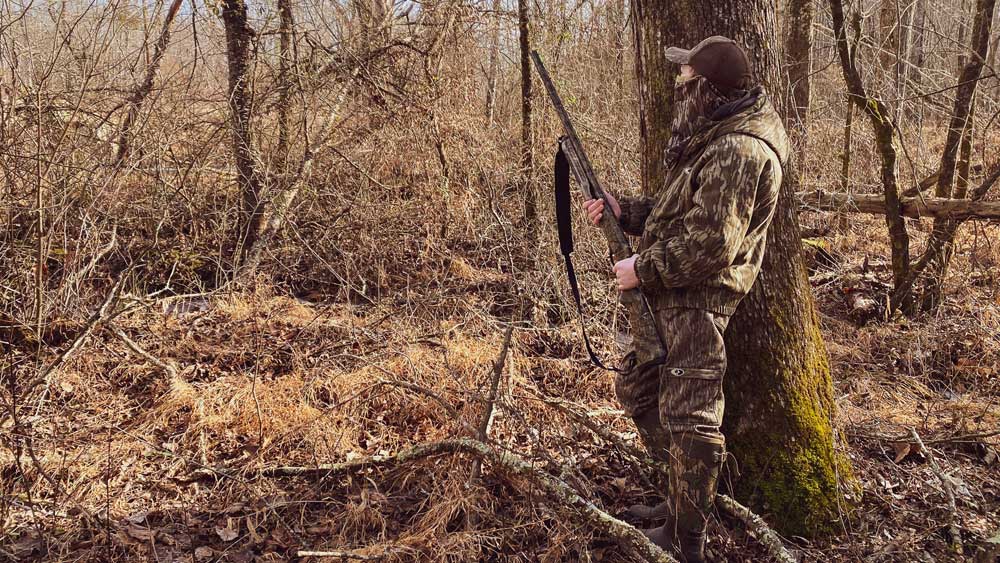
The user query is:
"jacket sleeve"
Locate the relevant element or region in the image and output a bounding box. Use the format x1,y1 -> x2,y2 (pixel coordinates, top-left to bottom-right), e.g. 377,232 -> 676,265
634,136 -> 766,291
617,195 -> 655,237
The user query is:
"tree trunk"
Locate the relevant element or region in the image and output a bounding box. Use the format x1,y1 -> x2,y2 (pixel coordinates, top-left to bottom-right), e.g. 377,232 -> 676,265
485,0 -> 502,123
519,0 -> 537,247
783,0 -> 813,137
276,0 -> 294,171
830,0 -> 913,312
633,0 -> 847,537
221,0 -> 263,264
878,0 -> 902,101
906,0 -> 927,123
918,0 -> 996,310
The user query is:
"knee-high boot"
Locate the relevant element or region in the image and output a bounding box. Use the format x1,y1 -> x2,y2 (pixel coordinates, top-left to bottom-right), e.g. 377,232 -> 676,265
644,433 -> 724,563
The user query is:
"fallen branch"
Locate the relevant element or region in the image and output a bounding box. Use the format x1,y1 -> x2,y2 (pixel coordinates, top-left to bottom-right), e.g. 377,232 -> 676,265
297,549 -> 386,560
716,494 -> 798,563
470,325 -> 514,482
114,327 -> 179,378
27,275 -> 127,412
264,438 -> 677,563
910,428 -> 963,555
525,392 -> 667,492
799,189 -> 1000,220
849,429 -> 1000,445
526,390 -> 798,561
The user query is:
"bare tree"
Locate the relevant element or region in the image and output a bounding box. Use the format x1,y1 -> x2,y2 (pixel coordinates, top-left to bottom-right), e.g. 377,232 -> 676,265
519,0 -> 537,248
831,1 -> 913,312
915,0 -> 997,310
220,0 -> 264,265
114,0 -> 184,165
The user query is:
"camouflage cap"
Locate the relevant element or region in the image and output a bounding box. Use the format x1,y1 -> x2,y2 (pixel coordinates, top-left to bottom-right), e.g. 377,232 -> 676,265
665,36 -> 751,94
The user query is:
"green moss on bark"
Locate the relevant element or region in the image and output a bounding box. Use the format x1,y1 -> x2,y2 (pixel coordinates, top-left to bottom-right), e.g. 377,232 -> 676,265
726,306 -> 854,537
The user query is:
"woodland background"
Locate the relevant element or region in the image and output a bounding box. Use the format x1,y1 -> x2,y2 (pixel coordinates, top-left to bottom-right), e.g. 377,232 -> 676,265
1,0 -> 999,561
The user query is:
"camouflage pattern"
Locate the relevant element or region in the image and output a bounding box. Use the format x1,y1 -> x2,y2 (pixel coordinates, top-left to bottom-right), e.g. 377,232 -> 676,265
619,92 -> 790,316
667,432 -> 725,563
632,404 -> 670,463
616,308 -> 729,443
616,90 -> 788,563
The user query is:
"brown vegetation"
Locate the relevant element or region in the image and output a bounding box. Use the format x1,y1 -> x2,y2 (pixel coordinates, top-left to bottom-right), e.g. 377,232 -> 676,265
2,0 -> 999,561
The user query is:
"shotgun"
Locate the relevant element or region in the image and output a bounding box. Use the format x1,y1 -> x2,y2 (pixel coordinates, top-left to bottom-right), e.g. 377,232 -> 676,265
530,50 -> 666,367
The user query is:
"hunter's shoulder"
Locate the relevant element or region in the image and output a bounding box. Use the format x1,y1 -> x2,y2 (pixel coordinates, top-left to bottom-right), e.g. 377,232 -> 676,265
702,134 -> 777,165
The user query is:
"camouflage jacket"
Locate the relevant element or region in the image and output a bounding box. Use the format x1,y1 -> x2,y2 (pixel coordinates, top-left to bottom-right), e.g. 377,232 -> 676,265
619,92 -> 789,315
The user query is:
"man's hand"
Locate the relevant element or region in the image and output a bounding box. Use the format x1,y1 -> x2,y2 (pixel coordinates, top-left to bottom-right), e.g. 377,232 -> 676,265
613,255 -> 640,291
582,192 -> 621,225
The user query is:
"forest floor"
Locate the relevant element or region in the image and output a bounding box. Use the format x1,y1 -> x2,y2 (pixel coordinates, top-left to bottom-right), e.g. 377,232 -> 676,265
2,213 -> 999,563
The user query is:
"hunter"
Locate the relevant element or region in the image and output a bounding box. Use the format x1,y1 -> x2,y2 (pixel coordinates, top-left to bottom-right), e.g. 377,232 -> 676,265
583,37 -> 789,562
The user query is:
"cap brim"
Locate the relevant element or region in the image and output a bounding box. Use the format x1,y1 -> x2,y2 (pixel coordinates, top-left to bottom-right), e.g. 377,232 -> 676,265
664,46 -> 691,64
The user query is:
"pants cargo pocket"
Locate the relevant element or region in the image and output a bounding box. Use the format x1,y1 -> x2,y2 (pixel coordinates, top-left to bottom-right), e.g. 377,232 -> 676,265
658,366 -> 725,442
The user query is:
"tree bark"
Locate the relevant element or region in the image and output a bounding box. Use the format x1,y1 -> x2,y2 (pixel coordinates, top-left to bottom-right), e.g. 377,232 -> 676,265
783,0 -> 814,136
220,0 -> 264,264
632,0 -> 847,537
519,0 -> 537,247
799,189 -> 1000,221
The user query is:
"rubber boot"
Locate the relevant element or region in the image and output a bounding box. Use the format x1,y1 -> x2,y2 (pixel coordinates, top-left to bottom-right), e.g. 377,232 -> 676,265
643,434 -> 724,563
626,408 -> 672,521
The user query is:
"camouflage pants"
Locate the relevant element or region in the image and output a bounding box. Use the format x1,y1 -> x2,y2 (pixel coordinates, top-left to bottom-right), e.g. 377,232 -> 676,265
615,307 -> 730,445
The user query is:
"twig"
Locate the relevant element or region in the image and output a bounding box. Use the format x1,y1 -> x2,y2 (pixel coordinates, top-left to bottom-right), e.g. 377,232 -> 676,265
113,327 -> 179,378
477,326 -> 513,439
470,326 -> 513,481
264,438 -> 677,563
374,378 -> 477,435
716,494 -> 798,563
524,392 -> 665,492
28,275 -> 126,413
910,427 -> 963,555
297,549 -> 385,559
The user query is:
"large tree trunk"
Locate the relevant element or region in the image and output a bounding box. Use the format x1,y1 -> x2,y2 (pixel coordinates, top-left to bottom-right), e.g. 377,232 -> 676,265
783,0 -> 813,137
633,0 -> 847,537
221,0 -> 263,264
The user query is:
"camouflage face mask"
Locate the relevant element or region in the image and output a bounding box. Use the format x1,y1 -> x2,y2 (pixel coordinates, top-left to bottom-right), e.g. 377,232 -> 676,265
665,75 -> 725,165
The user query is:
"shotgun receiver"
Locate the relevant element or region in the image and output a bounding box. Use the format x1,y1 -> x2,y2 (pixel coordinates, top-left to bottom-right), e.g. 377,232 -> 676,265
530,50 -> 666,367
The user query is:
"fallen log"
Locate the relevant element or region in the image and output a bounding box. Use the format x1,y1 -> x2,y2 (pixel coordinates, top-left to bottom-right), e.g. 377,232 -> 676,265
798,189 -> 1000,220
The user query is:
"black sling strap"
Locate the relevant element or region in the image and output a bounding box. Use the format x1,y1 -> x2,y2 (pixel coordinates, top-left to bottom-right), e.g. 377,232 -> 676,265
554,145 -> 622,372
